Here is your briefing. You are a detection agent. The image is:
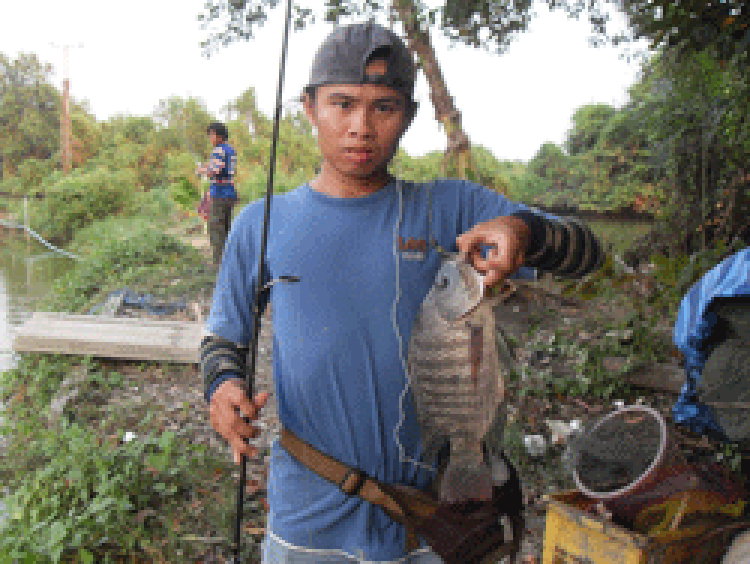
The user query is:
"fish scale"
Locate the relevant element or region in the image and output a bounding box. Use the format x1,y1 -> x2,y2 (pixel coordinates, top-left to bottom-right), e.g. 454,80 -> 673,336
407,253 -> 509,504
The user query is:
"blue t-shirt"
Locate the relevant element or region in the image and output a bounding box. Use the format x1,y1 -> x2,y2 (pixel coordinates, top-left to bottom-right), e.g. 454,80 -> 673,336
207,142 -> 237,199
205,178 -> 559,561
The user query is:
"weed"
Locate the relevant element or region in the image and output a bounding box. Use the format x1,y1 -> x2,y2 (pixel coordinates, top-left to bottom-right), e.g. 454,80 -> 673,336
0,354 -> 262,563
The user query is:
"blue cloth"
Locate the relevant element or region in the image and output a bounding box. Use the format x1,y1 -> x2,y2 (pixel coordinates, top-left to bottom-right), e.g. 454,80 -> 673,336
672,247 -> 750,440
205,179 -> 560,561
86,288 -> 187,316
207,142 -> 237,199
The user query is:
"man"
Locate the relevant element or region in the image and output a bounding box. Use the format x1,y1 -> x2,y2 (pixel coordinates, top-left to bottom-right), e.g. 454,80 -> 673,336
196,122 -> 238,267
201,22 -> 605,563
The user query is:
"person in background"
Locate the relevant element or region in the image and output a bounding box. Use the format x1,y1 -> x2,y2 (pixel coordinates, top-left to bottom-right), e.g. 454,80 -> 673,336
196,122 -> 237,267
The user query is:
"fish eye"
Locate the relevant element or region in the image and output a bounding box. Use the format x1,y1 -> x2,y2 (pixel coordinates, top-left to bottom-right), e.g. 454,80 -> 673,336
437,276 -> 449,290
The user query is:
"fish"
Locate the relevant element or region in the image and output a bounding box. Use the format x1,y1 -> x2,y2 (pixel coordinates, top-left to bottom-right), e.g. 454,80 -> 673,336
407,252 -> 515,504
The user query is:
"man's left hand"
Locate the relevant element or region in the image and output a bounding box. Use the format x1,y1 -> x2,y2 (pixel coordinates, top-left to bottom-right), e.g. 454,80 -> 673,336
456,216 -> 530,289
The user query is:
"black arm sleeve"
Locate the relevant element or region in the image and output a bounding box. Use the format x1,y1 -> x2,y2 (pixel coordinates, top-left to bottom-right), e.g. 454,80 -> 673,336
201,336 -> 250,403
511,210 -> 606,279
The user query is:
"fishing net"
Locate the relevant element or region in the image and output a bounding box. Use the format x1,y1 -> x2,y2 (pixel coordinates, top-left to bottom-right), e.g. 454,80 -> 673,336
565,406 -> 665,496
564,405 -> 748,524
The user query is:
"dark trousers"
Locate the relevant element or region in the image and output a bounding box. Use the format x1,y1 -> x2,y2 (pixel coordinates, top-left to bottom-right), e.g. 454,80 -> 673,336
208,197 -> 236,266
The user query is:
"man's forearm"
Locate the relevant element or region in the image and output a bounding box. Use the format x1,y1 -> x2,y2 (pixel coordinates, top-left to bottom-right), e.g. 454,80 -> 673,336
201,336 -> 251,404
510,210 -> 605,278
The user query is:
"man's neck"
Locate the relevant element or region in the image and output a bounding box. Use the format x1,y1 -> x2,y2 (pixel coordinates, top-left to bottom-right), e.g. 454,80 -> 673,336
311,163 -> 394,198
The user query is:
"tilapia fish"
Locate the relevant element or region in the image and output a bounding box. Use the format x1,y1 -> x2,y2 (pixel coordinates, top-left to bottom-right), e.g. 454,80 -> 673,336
407,253 -> 514,503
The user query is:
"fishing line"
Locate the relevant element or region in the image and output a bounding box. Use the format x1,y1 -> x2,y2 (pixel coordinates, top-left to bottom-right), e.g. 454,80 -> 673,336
233,0 -> 294,560
392,180 -> 439,474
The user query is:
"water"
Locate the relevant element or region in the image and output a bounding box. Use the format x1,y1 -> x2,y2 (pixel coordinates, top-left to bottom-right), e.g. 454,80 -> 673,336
0,231 -> 76,528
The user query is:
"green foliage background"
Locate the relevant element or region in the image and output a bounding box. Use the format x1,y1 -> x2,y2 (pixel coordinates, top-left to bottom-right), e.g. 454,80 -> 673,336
1,42 -> 747,256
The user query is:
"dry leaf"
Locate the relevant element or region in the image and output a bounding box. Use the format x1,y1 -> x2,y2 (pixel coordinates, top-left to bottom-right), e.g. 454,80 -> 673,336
135,509 -> 158,523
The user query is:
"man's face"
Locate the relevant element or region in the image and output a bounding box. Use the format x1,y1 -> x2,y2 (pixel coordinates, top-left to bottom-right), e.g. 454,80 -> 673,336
208,131 -> 221,146
304,59 -> 413,180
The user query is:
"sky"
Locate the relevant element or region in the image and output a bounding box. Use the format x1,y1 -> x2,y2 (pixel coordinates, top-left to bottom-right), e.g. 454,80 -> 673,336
1,0 -> 651,162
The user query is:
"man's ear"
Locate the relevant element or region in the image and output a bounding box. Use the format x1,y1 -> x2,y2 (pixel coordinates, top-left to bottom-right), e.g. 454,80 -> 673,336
303,95 -> 318,129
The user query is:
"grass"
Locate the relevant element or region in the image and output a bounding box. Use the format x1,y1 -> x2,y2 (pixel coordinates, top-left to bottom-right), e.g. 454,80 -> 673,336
0,354 -> 264,563
584,218 -> 653,258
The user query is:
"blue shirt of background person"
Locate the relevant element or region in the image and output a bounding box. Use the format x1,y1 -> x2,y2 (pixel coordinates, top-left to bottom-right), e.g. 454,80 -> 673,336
207,141 -> 237,200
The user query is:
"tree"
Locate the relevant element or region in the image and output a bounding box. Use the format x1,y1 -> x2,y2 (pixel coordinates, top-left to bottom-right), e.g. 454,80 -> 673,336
222,86 -> 270,138
529,142 -> 567,186
620,46 -> 749,264
606,1 -> 749,63
197,0 -> 545,180
0,52 -> 60,176
152,95 -> 215,159
565,104 -> 617,157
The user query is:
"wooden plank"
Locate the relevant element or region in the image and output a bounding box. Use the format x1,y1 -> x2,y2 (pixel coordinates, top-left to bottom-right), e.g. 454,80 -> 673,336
626,362 -> 685,395
12,312 -> 202,364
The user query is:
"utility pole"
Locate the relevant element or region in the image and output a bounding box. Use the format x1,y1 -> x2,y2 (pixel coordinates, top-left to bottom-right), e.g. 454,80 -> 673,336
50,42 -> 84,174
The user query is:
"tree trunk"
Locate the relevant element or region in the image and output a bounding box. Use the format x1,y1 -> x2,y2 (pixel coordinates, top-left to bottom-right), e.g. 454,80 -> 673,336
393,0 -> 473,179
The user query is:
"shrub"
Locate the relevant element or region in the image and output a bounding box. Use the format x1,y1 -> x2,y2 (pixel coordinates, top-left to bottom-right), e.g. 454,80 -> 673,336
0,417 -> 205,563
37,219 -> 196,313
30,167 -> 138,248
169,176 -> 203,214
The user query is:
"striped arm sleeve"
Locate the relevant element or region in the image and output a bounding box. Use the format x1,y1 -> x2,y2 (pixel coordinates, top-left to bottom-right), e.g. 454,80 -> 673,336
207,147 -> 225,176
201,335 -> 250,403
510,210 -> 605,279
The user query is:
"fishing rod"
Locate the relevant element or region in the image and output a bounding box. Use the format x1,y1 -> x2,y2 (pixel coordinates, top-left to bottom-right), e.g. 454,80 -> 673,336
232,0 -> 298,560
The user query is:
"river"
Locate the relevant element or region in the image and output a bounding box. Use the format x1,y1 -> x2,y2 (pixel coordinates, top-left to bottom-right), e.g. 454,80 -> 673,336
1,230 -> 77,527
1,233 -> 76,368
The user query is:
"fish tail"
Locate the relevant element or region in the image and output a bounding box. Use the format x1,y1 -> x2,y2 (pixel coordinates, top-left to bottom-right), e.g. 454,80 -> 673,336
438,458 -> 494,503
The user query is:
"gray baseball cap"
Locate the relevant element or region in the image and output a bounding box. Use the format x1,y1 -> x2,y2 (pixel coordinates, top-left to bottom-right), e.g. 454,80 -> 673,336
307,21 -> 416,101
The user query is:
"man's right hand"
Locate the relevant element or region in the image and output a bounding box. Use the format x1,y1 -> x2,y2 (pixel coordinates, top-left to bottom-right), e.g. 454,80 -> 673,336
209,379 -> 270,465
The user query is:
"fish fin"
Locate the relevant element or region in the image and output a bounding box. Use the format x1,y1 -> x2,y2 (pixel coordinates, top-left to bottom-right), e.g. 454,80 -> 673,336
439,458 -> 494,503
421,433 -> 447,467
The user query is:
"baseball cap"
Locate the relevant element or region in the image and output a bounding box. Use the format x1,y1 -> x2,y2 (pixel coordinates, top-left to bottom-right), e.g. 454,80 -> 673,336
307,21 -> 416,102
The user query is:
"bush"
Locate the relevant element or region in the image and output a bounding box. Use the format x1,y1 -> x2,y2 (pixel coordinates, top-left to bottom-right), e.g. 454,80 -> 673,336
169,176 -> 203,214
132,185 -> 176,220
30,167 -> 139,248
0,417 -> 206,563
238,164 -> 310,205
37,218 -> 197,313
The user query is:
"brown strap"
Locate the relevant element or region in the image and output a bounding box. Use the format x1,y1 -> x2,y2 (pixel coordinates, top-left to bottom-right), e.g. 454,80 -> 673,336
279,428 -> 422,552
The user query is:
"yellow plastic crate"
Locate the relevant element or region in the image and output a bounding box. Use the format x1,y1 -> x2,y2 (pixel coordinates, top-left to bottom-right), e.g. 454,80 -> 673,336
542,490 -> 749,564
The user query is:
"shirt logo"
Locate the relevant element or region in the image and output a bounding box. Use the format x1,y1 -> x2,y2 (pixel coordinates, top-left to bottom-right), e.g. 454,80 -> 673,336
398,237 -> 427,261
